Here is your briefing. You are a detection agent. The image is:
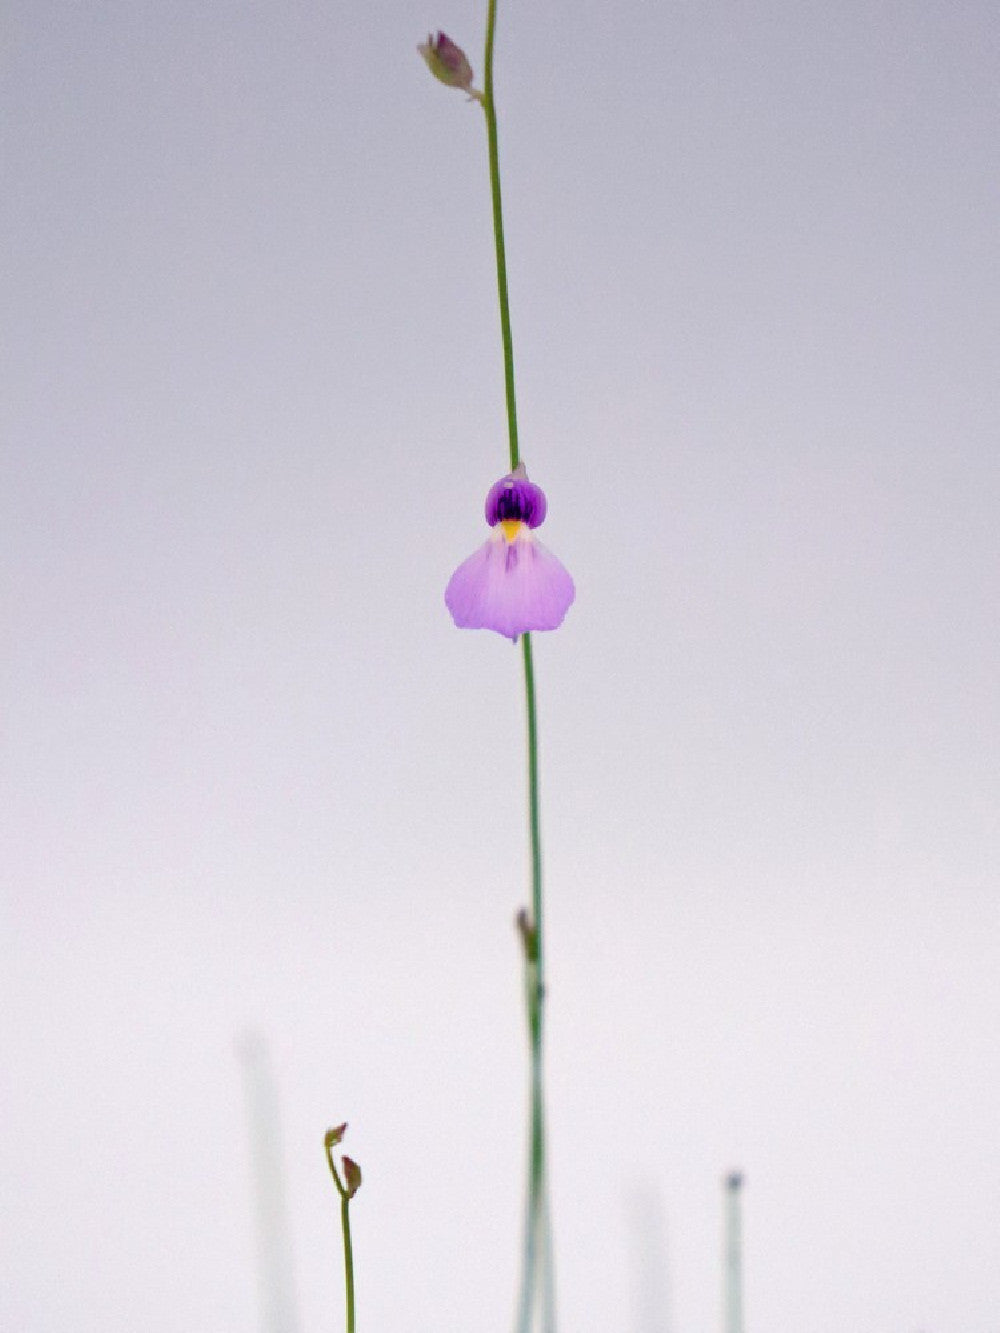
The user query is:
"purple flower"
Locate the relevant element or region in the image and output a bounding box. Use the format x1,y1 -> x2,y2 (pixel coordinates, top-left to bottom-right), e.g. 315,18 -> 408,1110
445,465 -> 575,641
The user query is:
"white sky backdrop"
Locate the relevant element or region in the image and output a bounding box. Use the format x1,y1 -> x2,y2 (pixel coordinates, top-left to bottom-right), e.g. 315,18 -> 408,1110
3,0 -> 999,1330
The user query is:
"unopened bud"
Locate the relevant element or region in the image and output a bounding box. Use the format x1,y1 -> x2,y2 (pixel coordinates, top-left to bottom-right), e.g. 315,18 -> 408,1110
342,1155 -> 363,1198
417,32 -> 483,102
516,907 -> 538,963
324,1123 -> 348,1150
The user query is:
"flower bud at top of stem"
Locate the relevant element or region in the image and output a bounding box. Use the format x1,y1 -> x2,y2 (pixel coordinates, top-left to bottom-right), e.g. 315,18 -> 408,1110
417,31 -> 484,103
324,1123 -> 348,1150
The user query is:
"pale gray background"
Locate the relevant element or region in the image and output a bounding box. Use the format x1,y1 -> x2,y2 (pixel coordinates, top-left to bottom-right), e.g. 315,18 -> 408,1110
3,0 -> 998,1330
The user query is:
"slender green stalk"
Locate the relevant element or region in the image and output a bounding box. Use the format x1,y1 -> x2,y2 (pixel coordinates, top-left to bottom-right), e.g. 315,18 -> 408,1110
483,0 -> 520,473
341,1195 -> 356,1333
520,632 -> 550,1325
522,634 -> 543,972
481,5 -> 553,1329
324,1136 -> 358,1333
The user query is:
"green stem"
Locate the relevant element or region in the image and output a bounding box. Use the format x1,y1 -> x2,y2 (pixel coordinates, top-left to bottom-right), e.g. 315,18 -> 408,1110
483,0 -> 520,473
524,632 -> 547,1325
481,6 -> 553,1329
325,1143 -> 356,1333
522,634 -> 543,985
341,1195 -> 356,1333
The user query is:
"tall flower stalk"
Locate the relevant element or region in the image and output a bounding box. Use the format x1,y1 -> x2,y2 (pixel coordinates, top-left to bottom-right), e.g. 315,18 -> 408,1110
481,5 -> 555,1329
420,9 -> 567,1330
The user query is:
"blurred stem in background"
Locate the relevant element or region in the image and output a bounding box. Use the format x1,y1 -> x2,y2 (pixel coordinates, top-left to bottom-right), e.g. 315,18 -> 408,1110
482,1 -> 555,1328
239,1033 -> 302,1333
723,1172 -> 745,1333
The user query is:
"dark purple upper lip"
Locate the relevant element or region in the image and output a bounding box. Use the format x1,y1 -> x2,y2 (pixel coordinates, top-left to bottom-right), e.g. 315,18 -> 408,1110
484,473 -> 548,529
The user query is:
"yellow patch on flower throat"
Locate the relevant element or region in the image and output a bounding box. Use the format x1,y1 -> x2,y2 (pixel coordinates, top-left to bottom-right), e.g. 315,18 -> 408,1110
500,520 -> 523,543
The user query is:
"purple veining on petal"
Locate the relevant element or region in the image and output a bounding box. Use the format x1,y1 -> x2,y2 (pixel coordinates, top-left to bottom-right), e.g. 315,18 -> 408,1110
445,528 -> 575,641
484,474 -> 548,529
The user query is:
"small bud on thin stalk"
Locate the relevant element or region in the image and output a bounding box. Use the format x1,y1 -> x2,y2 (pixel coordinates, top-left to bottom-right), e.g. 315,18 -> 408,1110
324,1123 -> 360,1333
342,1155 -> 363,1199
417,31 -> 485,103
325,1123 -> 348,1151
